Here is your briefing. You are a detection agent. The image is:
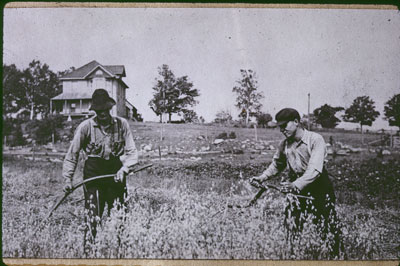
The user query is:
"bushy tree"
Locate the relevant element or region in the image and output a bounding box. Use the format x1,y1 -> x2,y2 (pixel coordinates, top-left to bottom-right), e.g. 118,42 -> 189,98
134,113 -> 144,122
343,96 -> 380,143
182,109 -> 199,123
20,60 -> 61,119
3,61 -> 60,120
256,112 -> 273,128
301,113 -> 317,129
149,64 -> 200,122
313,104 -> 344,128
232,69 -> 264,125
384,93 -> 400,131
25,114 -> 65,144
3,64 -> 23,117
3,118 -> 25,147
214,109 -> 233,124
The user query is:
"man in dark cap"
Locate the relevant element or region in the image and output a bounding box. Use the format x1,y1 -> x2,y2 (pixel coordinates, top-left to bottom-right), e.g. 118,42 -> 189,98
251,108 -> 342,257
62,88 -> 138,246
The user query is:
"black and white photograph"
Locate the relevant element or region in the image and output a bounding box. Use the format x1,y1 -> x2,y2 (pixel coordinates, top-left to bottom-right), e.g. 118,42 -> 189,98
2,3 -> 400,262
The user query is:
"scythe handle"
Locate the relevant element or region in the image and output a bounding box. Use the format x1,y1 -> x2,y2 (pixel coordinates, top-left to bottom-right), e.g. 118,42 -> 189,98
33,163 -> 153,235
248,181 -> 314,205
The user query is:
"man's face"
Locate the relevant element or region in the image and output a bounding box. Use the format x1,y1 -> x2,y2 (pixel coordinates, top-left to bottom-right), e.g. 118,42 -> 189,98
95,108 -> 111,124
279,120 -> 298,139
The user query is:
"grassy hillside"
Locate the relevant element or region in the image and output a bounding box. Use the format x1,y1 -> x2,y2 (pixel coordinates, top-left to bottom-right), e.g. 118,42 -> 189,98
129,121 -> 383,149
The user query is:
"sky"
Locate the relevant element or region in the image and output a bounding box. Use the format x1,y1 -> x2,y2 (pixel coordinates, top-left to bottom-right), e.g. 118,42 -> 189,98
3,7 -> 400,130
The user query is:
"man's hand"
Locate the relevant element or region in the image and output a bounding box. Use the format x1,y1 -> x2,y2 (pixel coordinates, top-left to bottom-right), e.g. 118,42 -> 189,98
115,166 -> 129,183
250,176 -> 265,188
280,181 -> 300,194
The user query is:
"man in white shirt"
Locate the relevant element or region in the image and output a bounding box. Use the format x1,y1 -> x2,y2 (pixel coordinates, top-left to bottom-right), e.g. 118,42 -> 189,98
251,108 -> 342,257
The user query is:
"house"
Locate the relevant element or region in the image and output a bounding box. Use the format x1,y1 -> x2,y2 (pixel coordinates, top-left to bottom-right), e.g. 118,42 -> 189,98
50,60 -> 136,120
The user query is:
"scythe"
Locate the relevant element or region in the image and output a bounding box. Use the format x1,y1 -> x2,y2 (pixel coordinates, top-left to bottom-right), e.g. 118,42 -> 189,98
32,163 -> 153,235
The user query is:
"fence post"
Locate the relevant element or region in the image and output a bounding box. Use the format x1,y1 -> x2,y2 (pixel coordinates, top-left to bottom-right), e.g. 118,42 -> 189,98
391,134 -> 393,148
32,143 -> 36,162
254,124 -> 258,141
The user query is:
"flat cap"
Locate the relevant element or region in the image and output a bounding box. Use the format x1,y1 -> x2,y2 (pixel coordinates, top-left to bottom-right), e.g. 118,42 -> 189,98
274,108 -> 301,126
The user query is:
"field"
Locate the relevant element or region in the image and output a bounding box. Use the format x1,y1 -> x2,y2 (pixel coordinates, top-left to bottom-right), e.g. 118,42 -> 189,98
2,122 -> 400,259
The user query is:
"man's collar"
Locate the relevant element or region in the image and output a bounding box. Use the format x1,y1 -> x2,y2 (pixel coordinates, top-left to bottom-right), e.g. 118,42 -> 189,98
291,128 -> 308,147
299,129 -> 310,144
92,116 -> 116,127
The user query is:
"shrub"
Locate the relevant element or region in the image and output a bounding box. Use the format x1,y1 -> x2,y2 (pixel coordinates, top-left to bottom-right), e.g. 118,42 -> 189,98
63,117 -> 86,141
216,132 -> 237,140
3,118 -> 26,146
25,115 -> 65,144
256,112 -> 272,128
216,132 -> 228,139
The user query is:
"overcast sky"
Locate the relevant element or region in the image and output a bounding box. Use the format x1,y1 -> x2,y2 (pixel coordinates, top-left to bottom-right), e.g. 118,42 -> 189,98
3,7 -> 400,130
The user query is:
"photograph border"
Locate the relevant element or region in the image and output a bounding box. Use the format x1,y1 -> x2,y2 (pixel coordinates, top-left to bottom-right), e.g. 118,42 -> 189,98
2,2 -> 399,266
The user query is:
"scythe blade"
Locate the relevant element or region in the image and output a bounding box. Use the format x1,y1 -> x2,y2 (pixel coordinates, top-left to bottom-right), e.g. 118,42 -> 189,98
32,163 -> 153,235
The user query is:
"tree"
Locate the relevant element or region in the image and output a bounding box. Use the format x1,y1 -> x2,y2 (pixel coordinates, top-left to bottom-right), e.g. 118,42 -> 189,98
301,113 -> 318,129
134,113 -> 144,122
149,64 -> 200,122
384,93 -> 400,131
199,116 -> 205,124
3,64 -> 23,117
214,109 -> 233,124
181,109 -> 199,123
256,112 -> 272,128
232,69 -> 264,125
14,60 -> 60,120
343,96 -> 380,144
25,114 -> 65,144
313,104 -> 344,128
3,118 -> 25,147
57,66 -> 76,78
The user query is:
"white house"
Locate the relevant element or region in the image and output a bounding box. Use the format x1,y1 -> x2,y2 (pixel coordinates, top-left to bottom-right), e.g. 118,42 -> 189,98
50,60 -> 136,120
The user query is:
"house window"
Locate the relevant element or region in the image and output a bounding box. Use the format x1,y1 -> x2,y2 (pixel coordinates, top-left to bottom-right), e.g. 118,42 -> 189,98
70,103 -> 76,113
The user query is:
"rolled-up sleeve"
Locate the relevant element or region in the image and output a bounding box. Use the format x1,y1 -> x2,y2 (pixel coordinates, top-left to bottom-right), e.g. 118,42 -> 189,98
293,135 -> 326,190
62,122 -> 87,183
119,119 -> 139,172
260,140 -> 287,181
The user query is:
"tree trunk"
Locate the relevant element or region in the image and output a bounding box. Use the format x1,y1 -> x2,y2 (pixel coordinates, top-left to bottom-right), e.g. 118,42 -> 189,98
169,113 -> 172,122
159,114 -> 162,123
360,124 -> 364,145
30,102 -> 34,120
245,109 -> 250,125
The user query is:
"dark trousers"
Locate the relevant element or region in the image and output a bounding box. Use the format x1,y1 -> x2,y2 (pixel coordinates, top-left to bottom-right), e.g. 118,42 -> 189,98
284,169 -> 342,257
83,157 -> 127,246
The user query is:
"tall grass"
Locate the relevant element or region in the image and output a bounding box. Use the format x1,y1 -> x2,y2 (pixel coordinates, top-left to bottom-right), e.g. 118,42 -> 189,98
2,156 -> 398,259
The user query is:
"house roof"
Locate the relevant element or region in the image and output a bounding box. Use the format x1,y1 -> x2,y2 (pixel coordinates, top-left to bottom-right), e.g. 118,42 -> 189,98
125,99 -> 137,112
51,92 -> 92,100
60,60 -> 126,79
104,65 -> 126,76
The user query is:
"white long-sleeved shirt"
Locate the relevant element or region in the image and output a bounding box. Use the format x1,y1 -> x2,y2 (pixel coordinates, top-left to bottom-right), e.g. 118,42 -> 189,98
260,129 -> 327,191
